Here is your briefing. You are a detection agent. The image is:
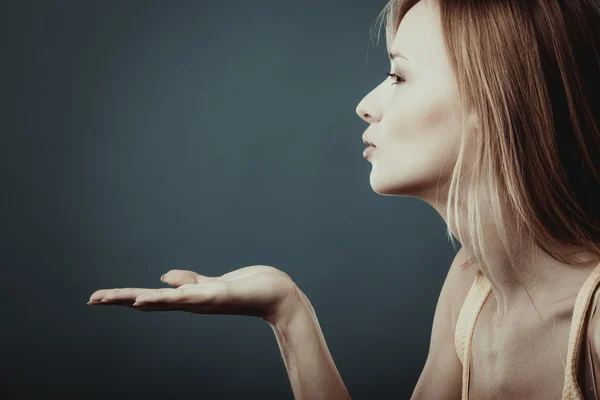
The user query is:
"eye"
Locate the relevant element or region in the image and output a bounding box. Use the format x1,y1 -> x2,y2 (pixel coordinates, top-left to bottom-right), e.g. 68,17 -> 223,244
386,72 -> 405,85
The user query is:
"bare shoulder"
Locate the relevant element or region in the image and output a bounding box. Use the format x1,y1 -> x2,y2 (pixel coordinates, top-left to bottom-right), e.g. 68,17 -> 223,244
409,247 -> 479,400
445,247 -> 479,333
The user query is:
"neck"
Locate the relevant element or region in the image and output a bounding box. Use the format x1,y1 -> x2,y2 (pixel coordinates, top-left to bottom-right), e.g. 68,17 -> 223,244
476,245 -> 600,321
429,198 -> 600,320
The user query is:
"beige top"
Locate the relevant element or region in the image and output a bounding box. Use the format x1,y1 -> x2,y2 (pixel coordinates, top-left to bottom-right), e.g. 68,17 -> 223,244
454,262 -> 600,400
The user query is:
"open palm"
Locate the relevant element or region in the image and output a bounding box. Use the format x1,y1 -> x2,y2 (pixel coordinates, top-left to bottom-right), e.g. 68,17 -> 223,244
88,265 -> 300,324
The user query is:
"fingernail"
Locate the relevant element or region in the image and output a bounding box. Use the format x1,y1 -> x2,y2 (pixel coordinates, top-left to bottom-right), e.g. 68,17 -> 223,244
160,274 -> 165,282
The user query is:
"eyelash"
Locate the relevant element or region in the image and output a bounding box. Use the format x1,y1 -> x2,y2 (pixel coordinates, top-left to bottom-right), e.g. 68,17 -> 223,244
386,72 -> 405,85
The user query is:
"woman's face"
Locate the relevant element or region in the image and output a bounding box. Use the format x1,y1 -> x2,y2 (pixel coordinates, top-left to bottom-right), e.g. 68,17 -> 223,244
356,0 -> 473,204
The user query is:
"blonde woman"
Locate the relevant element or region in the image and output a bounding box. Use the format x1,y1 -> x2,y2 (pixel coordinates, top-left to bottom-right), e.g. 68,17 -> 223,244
88,0 -> 600,399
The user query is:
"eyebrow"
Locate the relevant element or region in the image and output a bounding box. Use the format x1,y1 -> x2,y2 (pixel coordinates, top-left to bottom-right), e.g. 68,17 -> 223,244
389,51 -> 409,61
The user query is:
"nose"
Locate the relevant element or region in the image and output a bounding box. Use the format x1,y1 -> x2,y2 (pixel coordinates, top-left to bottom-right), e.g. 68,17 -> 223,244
355,90 -> 382,124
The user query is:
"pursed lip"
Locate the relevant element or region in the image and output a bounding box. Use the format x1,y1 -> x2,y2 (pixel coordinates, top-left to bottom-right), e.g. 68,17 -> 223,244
362,134 -> 376,147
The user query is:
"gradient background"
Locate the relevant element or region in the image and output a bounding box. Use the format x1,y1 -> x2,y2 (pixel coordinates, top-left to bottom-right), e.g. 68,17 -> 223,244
2,1 -> 461,398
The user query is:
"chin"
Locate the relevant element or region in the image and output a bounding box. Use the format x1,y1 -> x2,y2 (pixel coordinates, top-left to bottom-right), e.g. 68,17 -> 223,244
369,173 -> 450,202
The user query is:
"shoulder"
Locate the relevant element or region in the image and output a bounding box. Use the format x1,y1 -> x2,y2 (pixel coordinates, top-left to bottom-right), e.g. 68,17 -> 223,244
588,287 -> 600,362
444,247 -> 480,334
409,247 -> 478,400
586,289 -> 600,393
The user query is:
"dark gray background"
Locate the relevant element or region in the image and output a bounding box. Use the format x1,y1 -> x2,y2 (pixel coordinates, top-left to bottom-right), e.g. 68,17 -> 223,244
2,1 -> 460,399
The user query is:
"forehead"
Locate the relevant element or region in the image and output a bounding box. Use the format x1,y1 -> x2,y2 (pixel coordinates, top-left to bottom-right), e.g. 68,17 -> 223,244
390,1 -> 445,65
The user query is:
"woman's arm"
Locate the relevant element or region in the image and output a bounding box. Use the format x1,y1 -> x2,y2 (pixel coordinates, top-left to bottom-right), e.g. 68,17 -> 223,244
268,286 -> 352,400
268,249 -> 475,400
89,265 -> 350,398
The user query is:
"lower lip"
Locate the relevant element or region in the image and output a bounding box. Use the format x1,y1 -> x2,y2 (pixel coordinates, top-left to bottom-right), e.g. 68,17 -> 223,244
363,145 -> 376,159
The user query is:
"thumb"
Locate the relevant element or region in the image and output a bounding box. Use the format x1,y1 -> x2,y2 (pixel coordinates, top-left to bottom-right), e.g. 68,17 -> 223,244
160,269 -> 217,288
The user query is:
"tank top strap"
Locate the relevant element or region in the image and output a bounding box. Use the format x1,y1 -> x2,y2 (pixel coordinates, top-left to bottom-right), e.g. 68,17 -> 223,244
454,270 -> 493,400
562,261 -> 600,400
581,283 -> 600,399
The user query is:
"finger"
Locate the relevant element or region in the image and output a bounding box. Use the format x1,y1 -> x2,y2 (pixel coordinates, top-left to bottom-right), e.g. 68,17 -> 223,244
132,303 -> 196,312
135,288 -> 189,304
92,300 -> 195,312
89,288 -> 156,303
89,288 -> 121,301
161,269 -> 218,288
132,293 -> 238,315
89,289 -> 190,309
93,299 -> 136,307
133,302 -> 234,314
219,265 -> 289,281
132,283 -> 266,317
135,283 -> 223,305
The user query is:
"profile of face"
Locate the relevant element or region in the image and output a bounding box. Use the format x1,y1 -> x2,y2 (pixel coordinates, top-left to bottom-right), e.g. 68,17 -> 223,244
356,0 -> 475,204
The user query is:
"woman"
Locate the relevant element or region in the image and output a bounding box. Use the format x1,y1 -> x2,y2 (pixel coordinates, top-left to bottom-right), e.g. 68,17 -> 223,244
89,0 -> 600,398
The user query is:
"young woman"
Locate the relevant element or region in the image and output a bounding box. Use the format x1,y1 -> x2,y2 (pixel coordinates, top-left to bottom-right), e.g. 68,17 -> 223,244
89,0 -> 600,398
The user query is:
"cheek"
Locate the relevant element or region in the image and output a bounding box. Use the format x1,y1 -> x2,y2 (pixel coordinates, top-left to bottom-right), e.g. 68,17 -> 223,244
379,91 -> 462,175
388,89 -> 458,142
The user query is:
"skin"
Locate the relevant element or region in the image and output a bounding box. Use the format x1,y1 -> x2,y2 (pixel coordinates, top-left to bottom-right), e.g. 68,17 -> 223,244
88,265 -> 301,326
90,0 -> 600,398
357,0 -> 599,313
355,0 -> 600,398
356,0 -> 472,207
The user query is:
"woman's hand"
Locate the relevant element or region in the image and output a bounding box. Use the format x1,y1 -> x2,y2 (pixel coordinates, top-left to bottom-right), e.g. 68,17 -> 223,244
88,265 -> 301,324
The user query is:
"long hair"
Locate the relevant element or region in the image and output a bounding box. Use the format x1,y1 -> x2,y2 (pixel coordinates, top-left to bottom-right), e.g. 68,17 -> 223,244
371,0 -> 600,288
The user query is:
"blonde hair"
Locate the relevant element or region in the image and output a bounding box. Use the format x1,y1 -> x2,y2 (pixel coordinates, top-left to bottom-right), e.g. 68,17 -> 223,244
371,0 -> 600,287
